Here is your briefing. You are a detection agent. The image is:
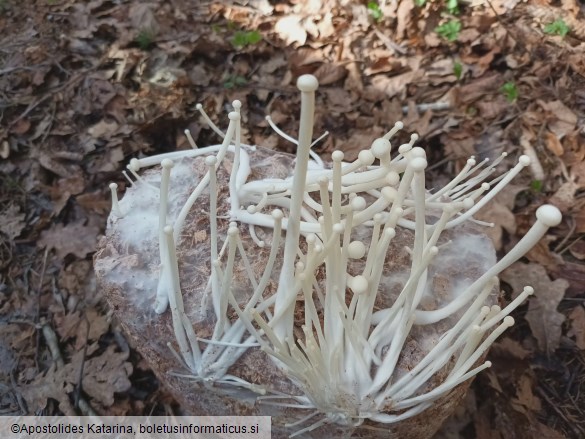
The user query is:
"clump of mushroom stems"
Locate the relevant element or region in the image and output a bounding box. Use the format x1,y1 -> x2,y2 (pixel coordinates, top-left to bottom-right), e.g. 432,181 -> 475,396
109,75 -> 562,434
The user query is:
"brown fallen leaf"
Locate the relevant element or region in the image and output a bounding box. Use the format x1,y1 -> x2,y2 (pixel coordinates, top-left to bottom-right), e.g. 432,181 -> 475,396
502,262 -> 568,353
0,204 -> 26,240
538,100 -> 578,139
20,343 -> 131,412
80,344 -> 132,406
312,63 -> 347,86
511,372 -> 541,414
76,191 -> 111,214
395,0 -> 414,41
368,70 -> 423,99
569,239 -> 585,261
548,180 -> 578,213
38,221 -> 99,259
568,305 -> 585,350
544,131 -> 564,156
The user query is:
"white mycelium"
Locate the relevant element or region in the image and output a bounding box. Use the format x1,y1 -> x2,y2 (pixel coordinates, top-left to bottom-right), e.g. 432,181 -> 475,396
108,75 -> 561,435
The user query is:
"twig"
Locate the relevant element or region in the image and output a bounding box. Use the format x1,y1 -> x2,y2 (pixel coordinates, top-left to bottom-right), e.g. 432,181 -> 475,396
401,102 -> 450,114
373,28 -> 408,55
554,217 -> 575,253
40,321 -> 97,416
74,316 -> 90,411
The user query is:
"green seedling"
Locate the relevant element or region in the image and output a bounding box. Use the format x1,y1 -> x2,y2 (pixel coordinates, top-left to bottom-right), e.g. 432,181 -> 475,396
435,20 -> 461,42
446,0 -> 459,14
453,62 -> 463,80
367,1 -> 383,21
544,18 -> 570,38
530,180 -> 543,193
223,74 -> 248,89
231,30 -> 262,49
135,29 -> 156,50
501,82 -> 518,103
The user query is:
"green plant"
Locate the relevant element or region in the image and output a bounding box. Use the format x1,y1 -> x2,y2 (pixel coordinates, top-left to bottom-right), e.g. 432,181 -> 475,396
544,18 -> 570,37
231,30 -> 262,49
367,1 -> 383,21
223,74 -> 248,89
446,0 -> 459,14
530,180 -> 543,193
501,82 -> 518,103
435,20 -> 461,42
135,29 -> 156,50
415,0 -> 427,6
0,0 -> 10,12
453,62 -> 463,80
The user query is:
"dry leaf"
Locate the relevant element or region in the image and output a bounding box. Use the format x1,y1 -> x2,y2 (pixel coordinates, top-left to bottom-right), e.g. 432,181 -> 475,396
38,222 -> 99,259
76,191 -> 111,214
0,204 -> 26,240
568,305 -> 585,349
512,373 -> 541,413
369,70 -> 423,99
569,239 -> 585,260
312,63 -> 347,85
396,0 -> 414,40
20,363 -> 76,415
275,15 -> 307,46
502,263 -> 568,353
20,344 -> 131,411
129,3 -> 159,34
544,131 -> 564,156
81,344 -> 132,406
549,181 -> 578,213
538,100 -> 577,138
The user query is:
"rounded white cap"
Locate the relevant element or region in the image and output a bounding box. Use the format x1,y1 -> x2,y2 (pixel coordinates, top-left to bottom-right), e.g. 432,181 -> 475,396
161,158 -> 174,169
205,156 -> 217,166
536,204 -> 562,227
518,155 -> 531,166
228,111 -> 240,121
358,150 -> 375,166
349,275 -> 368,294
410,157 -> 428,172
351,196 -> 367,211
332,150 -> 344,162
347,241 -> 366,259
129,158 -> 140,171
297,74 -> 319,92
371,138 -> 391,158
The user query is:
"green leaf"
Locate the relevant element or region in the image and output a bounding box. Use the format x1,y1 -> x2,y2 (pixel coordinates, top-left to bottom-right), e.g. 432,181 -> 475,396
246,30 -> 262,45
530,180 -> 543,193
500,82 -> 519,103
435,20 -> 461,42
415,0 -> 426,6
223,74 -> 248,89
135,29 -> 156,50
543,18 -> 570,38
367,1 -> 383,21
446,0 -> 459,14
231,30 -> 262,48
453,62 -> 462,80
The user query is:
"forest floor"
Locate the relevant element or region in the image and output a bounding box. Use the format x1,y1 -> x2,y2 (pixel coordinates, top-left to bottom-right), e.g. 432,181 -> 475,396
1,0 -> 584,437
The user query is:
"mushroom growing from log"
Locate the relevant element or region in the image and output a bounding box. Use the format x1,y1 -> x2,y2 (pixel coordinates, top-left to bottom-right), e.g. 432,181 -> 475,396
95,75 -> 561,438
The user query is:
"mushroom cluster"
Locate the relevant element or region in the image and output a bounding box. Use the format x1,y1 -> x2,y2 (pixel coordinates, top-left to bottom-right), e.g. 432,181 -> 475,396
100,75 -> 561,437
